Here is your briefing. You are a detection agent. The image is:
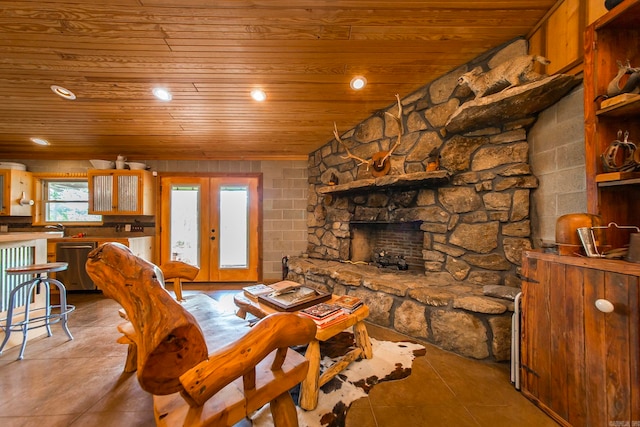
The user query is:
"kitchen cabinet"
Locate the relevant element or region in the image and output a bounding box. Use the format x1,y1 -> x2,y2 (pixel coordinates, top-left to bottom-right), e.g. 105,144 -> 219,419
520,251 -> 639,427
583,0 -> 640,250
0,169 -> 33,216
88,169 -> 155,215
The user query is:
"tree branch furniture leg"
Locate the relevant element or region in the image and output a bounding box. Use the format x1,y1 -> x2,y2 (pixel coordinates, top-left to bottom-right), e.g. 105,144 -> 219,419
86,242 -> 317,427
233,292 -> 373,410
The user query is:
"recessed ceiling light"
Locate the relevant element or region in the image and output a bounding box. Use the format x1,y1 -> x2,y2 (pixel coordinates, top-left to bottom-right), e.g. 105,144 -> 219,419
30,137 -> 50,146
50,85 -> 76,100
251,89 -> 267,102
350,76 -> 367,90
152,87 -> 172,101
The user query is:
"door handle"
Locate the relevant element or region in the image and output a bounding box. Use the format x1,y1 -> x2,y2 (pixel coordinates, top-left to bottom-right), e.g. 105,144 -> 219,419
211,228 -> 216,240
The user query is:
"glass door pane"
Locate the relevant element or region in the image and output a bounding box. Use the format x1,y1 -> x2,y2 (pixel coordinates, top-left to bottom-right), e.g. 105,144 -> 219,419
219,186 -> 248,269
170,185 -> 200,267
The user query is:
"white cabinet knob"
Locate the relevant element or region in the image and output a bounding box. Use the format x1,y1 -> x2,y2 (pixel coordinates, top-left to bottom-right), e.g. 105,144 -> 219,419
595,299 -> 614,313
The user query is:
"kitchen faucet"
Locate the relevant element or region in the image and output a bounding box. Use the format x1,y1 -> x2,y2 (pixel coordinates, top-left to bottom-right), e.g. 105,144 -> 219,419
45,223 -> 65,236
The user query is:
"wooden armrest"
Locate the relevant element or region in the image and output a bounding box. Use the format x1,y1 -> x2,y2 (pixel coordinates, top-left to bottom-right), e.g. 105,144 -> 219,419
117,321 -> 135,338
179,312 -> 316,406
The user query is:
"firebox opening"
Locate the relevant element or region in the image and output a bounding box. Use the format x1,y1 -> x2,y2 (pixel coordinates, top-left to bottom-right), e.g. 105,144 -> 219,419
349,221 -> 424,272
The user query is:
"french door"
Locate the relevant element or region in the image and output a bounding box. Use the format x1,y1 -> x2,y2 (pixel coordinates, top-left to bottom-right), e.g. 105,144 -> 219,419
159,175 -> 261,282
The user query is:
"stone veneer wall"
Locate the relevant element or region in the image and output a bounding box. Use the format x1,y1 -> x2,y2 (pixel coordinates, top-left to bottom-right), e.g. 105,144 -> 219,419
297,39 -> 581,361
307,39 -> 536,289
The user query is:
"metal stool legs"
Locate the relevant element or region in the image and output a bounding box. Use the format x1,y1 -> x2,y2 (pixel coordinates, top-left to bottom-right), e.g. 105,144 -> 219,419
0,269 -> 75,360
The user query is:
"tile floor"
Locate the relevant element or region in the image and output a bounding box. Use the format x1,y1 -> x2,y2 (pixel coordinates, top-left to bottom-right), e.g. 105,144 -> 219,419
0,290 -> 558,427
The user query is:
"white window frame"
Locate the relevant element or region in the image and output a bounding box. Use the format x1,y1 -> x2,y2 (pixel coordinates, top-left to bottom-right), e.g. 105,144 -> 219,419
32,174 -> 103,225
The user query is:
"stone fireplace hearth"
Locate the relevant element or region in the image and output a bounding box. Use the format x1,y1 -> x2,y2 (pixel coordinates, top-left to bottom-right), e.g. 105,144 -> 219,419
293,39 -> 581,361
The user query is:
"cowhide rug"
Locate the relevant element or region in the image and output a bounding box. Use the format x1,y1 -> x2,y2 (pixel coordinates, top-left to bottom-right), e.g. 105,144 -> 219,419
252,331 -> 426,427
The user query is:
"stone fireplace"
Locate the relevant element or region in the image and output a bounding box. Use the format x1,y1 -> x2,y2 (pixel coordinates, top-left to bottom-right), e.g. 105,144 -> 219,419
350,221 -> 424,271
288,39 -> 581,361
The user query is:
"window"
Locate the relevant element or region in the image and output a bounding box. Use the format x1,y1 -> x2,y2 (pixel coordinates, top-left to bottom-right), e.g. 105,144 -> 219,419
42,179 -> 101,223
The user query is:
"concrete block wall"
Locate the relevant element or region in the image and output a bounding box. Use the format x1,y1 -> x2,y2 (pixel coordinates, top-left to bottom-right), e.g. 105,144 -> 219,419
528,85 -> 587,246
260,160 -> 309,281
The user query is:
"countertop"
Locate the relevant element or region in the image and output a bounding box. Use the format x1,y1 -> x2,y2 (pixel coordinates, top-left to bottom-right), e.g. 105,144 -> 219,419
49,236 -> 152,243
0,231 -> 63,243
524,250 -> 640,276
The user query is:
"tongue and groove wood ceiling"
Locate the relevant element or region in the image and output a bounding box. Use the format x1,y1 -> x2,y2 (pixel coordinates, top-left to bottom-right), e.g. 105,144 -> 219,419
0,1 -> 557,161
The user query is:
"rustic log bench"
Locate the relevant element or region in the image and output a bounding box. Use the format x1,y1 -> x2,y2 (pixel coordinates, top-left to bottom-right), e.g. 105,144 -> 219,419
86,242 -> 317,427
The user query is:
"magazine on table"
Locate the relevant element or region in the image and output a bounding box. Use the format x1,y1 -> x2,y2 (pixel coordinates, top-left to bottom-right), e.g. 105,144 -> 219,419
300,302 -> 341,319
257,285 -> 331,312
304,311 -> 348,328
314,312 -> 349,328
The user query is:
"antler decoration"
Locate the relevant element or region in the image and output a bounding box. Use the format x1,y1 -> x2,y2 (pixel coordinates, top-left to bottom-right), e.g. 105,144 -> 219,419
334,122 -> 372,170
333,94 -> 404,177
377,93 -> 403,169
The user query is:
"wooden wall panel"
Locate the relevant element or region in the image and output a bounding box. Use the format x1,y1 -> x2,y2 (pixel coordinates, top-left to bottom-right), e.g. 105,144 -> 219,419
0,1 -> 561,160
587,0 -> 608,24
546,0 -> 583,74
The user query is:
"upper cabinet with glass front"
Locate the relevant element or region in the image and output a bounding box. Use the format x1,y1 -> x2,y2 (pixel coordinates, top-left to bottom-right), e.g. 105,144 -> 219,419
0,169 -> 33,216
88,170 -> 155,215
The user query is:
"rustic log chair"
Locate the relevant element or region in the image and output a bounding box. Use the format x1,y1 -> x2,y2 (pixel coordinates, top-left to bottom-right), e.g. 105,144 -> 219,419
116,259 -> 200,373
86,242 -> 317,427
159,260 -> 199,301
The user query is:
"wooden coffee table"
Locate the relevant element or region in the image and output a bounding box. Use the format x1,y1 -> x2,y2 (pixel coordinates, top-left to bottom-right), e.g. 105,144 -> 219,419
234,293 -> 373,410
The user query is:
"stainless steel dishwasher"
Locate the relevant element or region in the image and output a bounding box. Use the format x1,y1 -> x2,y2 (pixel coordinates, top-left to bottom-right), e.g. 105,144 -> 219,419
55,241 -> 98,291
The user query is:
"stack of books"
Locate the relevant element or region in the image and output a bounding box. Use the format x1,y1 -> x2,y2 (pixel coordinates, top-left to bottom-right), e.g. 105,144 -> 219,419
333,295 -> 364,313
300,303 -> 348,328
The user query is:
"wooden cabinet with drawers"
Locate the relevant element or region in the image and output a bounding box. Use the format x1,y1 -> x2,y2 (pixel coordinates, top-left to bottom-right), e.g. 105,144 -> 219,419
521,251 -> 639,426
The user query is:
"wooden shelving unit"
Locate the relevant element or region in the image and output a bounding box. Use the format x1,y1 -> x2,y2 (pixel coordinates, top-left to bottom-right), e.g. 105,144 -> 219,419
583,0 -> 640,250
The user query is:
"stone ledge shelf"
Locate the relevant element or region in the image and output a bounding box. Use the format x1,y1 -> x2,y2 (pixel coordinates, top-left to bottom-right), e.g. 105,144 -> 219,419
286,256 -> 517,362
317,170 -> 451,195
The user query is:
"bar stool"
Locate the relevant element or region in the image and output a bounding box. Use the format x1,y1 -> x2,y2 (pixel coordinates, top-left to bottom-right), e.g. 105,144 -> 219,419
0,262 -> 75,360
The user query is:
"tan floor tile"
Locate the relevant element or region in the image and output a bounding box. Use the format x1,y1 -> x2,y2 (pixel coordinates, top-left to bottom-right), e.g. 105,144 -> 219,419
346,398 -> 377,427
426,350 -> 521,406
0,292 -> 560,427
0,355 -> 126,417
86,372 -> 154,413
366,357 -> 457,407
0,415 -> 80,427
372,404 -> 480,427
68,410 -> 156,427
466,404 -> 560,427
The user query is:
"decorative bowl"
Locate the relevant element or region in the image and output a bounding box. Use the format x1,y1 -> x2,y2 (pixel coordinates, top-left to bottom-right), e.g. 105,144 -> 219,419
127,162 -> 147,170
89,159 -> 115,169
0,162 -> 27,170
